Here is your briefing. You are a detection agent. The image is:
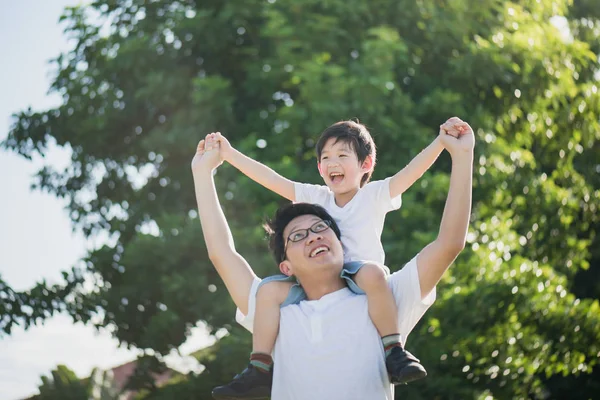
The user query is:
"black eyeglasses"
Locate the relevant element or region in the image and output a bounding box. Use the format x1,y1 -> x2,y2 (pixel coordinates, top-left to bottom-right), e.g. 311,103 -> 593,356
283,220 -> 332,256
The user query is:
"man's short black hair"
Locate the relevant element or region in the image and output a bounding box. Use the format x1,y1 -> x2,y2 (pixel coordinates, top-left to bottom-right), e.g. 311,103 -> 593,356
264,203 -> 341,264
315,119 -> 377,187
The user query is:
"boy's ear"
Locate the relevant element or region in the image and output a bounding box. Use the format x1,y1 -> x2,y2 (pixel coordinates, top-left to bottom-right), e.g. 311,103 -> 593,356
317,161 -> 324,177
279,260 -> 293,276
361,155 -> 374,172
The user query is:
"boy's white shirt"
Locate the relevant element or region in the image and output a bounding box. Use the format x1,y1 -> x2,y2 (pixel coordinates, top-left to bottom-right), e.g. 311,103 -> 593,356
294,177 -> 402,264
236,257 -> 436,400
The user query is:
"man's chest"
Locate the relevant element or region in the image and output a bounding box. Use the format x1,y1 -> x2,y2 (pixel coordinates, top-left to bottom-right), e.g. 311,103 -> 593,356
280,298 -> 375,345
271,297 -> 391,399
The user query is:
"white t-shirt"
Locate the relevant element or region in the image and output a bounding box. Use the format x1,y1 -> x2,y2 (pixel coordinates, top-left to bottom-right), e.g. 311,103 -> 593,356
236,256 -> 435,400
294,178 -> 402,264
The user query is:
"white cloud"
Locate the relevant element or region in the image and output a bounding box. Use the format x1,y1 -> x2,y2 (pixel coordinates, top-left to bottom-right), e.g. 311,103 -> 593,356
0,315 -> 137,400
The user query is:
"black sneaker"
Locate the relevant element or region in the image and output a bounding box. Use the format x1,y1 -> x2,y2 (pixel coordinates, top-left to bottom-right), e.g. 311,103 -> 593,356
386,346 -> 427,385
212,364 -> 272,400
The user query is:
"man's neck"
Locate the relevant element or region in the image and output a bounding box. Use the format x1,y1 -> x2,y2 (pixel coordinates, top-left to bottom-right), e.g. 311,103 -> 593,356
300,276 -> 347,301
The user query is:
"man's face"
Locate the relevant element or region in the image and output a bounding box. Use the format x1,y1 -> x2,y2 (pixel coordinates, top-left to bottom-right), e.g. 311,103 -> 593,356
279,214 -> 344,278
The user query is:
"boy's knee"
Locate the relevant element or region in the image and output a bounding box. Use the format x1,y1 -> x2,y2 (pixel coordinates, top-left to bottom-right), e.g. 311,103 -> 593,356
356,263 -> 388,291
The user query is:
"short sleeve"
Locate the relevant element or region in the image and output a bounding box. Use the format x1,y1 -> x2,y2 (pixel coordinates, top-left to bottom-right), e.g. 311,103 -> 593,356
364,178 -> 402,214
294,182 -> 330,205
235,277 -> 261,333
387,255 -> 436,341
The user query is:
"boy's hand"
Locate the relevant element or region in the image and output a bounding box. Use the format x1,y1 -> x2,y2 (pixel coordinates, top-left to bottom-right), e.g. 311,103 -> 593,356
214,132 -> 234,161
191,132 -> 224,174
439,117 -> 475,156
440,117 -> 468,138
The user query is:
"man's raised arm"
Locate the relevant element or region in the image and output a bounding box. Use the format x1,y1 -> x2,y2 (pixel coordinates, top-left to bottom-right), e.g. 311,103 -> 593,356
417,118 -> 474,298
191,132 -> 257,315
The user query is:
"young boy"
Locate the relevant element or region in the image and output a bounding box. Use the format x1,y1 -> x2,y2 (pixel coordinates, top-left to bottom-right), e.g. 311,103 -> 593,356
210,118 -> 466,399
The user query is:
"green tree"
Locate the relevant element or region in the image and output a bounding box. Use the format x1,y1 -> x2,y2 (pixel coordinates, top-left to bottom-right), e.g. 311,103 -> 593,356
36,365 -> 88,400
2,0 -> 599,398
31,365 -> 122,400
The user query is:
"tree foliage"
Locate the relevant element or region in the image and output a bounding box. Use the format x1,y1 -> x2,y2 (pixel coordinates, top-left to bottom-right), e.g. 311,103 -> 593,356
3,0 -> 599,398
36,365 -> 88,400
31,365 -> 121,400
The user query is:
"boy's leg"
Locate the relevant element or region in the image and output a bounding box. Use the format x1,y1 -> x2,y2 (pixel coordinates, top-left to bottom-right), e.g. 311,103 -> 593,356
212,281 -> 294,400
252,281 -> 294,355
353,263 -> 427,385
353,263 -> 399,337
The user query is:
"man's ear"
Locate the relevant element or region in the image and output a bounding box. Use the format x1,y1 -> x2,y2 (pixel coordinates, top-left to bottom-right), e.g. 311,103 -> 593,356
279,260 -> 293,277
361,155 -> 374,172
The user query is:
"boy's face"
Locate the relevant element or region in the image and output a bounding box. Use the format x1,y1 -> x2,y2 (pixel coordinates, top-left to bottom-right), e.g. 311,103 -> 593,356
317,138 -> 372,194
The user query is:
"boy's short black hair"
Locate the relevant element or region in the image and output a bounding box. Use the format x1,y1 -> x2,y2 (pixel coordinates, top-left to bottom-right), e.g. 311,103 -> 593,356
264,203 -> 341,264
315,119 -> 377,187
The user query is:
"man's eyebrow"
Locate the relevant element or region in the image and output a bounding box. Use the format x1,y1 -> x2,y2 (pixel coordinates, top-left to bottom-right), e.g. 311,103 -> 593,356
287,217 -> 321,234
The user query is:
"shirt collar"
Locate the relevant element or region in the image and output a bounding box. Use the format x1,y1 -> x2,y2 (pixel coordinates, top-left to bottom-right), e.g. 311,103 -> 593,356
303,287 -> 353,309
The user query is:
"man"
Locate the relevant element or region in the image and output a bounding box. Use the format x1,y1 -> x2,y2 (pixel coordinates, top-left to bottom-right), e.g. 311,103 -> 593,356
191,117 -> 474,399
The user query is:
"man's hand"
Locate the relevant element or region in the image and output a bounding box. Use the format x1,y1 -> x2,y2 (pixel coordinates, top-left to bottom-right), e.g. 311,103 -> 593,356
191,132 -> 224,174
439,117 -> 475,156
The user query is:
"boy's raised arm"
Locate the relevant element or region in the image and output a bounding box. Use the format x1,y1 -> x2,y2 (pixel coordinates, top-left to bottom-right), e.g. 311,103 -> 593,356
215,132 -> 296,201
191,133 -> 257,315
388,136 -> 445,199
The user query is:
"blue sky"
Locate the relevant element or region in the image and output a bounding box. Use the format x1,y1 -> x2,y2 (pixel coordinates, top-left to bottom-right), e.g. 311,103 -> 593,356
0,1 -> 210,398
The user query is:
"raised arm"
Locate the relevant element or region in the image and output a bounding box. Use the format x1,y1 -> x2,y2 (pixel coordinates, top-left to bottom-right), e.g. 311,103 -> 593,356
215,132 -> 296,201
416,118 -> 474,298
388,136 -> 445,198
191,133 -> 257,314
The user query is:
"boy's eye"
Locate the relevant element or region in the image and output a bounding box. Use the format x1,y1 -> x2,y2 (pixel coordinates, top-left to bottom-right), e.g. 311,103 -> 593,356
321,156 -> 328,160
339,154 -> 347,158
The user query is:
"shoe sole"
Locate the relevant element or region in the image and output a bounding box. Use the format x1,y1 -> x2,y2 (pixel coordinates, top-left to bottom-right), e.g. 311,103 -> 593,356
390,368 -> 427,385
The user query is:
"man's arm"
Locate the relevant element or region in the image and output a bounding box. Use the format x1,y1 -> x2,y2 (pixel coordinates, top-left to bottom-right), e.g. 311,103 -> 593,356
215,132 -> 296,201
416,118 -> 474,298
192,133 -> 257,315
388,137 -> 445,198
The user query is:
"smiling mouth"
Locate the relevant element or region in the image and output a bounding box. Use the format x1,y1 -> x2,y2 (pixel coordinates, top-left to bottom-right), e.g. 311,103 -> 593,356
329,172 -> 344,184
310,246 -> 330,257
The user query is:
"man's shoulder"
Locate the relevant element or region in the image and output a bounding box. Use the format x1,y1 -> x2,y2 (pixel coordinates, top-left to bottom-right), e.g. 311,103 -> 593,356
387,257 -> 419,286
387,255 -> 436,308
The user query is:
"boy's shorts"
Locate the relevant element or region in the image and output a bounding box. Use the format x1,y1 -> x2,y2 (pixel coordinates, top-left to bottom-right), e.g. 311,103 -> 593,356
257,260 -> 390,308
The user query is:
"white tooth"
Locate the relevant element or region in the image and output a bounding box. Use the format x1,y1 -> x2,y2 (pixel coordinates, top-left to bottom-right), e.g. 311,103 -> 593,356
311,246 -> 329,257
